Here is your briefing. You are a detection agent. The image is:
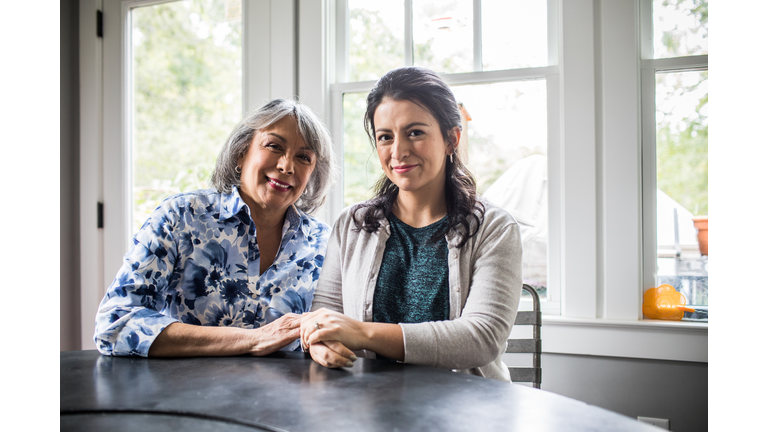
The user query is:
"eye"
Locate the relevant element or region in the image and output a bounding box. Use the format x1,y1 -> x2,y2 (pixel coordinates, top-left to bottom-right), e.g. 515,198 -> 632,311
297,154 -> 313,164
376,133 -> 393,143
264,142 -> 282,151
408,129 -> 425,138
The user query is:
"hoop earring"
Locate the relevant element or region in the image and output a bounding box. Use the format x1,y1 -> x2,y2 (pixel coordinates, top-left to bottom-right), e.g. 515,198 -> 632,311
235,166 -> 242,174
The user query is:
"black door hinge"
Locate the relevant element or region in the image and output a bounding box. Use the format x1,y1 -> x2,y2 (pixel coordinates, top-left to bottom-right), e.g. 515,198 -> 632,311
97,202 -> 104,228
97,10 -> 103,37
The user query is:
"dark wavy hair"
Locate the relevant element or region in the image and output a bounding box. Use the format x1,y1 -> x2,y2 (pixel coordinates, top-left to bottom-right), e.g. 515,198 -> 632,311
352,66 -> 484,248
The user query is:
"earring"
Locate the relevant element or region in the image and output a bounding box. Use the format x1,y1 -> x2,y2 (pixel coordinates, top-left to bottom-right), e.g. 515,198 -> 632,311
235,166 -> 242,174
449,153 -> 454,164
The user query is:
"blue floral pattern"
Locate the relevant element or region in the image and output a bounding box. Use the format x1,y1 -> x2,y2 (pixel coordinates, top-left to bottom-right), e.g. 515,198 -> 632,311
94,187 -> 330,357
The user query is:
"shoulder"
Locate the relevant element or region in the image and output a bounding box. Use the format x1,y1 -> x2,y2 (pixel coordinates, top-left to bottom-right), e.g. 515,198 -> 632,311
469,198 -> 520,246
336,200 -> 385,229
157,188 -> 222,213
479,198 -> 518,227
139,189 -> 221,232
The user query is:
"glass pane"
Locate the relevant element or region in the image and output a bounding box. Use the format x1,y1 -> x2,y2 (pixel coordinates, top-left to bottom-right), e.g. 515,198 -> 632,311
348,0 -> 405,82
413,0 -> 474,74
131,0 -> 242,235
343,92 -> 382,207
455,80 -> 548,298
653,0 -> 708,59
655,70 -> 708,319
482,0 -> 548,71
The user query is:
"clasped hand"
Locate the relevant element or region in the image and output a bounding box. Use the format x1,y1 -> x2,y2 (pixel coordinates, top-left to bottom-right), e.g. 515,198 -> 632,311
300,308 -> 363,368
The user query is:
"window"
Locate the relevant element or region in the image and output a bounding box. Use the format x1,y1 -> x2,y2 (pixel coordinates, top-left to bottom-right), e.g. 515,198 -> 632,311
131,0 -> 243,234
332,0 -> 558,307
641,0 -> 708,321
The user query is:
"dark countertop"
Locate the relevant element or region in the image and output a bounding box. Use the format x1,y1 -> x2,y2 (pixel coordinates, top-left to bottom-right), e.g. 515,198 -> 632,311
61,350 -> 658,432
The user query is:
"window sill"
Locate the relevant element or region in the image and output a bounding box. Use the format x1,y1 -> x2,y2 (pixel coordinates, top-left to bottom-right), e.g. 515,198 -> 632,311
536,316 -> 707,363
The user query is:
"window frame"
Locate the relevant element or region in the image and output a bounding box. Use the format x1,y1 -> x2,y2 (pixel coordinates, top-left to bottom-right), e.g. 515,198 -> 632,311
639,0 -> 708,297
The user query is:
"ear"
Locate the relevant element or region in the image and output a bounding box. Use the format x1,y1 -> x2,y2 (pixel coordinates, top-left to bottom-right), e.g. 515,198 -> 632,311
446,126 -> 461,155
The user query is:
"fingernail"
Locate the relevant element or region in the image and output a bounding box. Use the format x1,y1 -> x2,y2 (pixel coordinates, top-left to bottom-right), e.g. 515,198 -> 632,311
349,355 -> 358,362
345,361 -> 354,368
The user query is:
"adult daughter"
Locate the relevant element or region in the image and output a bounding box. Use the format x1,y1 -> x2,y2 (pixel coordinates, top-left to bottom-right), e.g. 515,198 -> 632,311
301,67 -> 522,381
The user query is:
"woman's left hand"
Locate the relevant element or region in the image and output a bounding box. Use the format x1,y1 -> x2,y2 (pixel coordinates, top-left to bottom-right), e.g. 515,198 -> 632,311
301,308 -> 368,351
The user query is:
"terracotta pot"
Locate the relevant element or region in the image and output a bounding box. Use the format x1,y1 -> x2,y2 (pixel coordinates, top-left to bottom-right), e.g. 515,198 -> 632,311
692,216 -> 708,256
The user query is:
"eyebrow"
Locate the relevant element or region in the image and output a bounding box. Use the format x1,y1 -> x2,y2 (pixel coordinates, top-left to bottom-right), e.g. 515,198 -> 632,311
266,133 -> 315,152
375,122 -> 430,133
266,132 -> 287,143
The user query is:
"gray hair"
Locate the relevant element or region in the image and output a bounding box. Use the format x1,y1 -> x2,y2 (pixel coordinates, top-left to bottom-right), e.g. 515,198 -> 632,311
211,99 -> 337,215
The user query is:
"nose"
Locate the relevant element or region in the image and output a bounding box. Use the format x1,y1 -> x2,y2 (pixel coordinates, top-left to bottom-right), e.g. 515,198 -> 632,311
391,134 -> 410,161
276,154 -> 294,175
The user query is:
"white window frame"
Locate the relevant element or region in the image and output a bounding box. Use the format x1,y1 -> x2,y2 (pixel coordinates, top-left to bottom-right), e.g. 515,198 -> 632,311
638,0 -> 708,294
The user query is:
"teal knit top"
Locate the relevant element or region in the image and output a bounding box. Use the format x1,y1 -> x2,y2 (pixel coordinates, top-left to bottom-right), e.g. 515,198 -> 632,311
372,214 -> 450,325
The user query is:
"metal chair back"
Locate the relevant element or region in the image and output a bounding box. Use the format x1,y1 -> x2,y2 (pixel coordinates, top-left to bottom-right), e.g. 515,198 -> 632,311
506,284 -> 542,388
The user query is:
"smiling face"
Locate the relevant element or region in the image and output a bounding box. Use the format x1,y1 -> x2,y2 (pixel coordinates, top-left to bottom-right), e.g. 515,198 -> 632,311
374,98 -> 459,198
238,116 -> 316,217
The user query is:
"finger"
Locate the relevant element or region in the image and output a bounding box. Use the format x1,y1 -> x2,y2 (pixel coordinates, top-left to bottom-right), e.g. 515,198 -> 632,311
300,310 -> 321,324
306,327 -> 336,346
301,314 -> 325,345
286,326 -> 301,339
324,340 -> 356,360
300,319 -> 315,347
310,342 -> 353,368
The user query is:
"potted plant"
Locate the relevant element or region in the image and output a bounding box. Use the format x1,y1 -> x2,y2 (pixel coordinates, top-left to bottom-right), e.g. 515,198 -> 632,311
692,216 -> 708,256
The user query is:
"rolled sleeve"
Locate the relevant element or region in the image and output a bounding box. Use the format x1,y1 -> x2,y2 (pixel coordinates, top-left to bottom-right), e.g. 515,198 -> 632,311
94,206 -> 179,357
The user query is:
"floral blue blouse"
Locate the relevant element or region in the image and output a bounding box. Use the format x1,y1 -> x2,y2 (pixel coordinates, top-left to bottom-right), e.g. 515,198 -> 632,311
94,187 -> 330,357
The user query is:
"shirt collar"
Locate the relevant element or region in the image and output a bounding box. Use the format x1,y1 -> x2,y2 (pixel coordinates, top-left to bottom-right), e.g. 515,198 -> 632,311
220,186 -> 311,237
286,204 -> 311,237
219,186 -> 249,221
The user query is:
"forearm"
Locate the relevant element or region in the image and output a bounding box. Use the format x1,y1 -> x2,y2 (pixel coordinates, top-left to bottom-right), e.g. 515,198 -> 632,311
148,323 -> 258,357
360,322 -> 405,361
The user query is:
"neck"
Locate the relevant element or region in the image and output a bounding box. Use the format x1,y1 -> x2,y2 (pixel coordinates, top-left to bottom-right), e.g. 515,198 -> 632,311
392,186 -> 447,228
243,199 -> 288,232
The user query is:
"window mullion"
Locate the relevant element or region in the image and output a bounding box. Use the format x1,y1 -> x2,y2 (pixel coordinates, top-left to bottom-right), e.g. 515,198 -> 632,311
335,0 -> 349,83
404,0 -> 413,66
640,66 -> 658,294
472,0 -> 482,71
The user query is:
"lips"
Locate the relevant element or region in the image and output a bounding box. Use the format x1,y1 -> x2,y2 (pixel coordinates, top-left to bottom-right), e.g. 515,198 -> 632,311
392,164 -> 418,174
267,177 -> 292,190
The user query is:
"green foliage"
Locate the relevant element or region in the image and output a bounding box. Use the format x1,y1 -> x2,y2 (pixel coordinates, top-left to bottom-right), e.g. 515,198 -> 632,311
131,0 -> 241,232
342,92 -> 382,206
348,8 -> 404,82
658,0 -> 708,57
656,71 -> 708,216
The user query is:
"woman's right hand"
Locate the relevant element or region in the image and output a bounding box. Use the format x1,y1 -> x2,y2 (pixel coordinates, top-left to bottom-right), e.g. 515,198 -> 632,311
247,313 -> 302,356
308,340 -> 357,368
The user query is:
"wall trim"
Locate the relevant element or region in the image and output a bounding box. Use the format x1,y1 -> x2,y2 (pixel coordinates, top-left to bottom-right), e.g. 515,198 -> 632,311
541,316 -> 707,363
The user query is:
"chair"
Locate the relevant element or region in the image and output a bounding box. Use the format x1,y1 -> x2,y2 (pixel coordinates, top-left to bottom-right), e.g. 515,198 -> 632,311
506,284 -> 542,388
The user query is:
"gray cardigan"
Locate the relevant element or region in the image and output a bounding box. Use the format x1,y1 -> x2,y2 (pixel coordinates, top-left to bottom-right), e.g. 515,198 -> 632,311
311,200 -> 522,382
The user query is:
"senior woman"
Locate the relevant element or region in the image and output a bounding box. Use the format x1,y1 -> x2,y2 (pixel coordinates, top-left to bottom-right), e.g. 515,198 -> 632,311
300,67 -> 523,382
94,99 -> 335,357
